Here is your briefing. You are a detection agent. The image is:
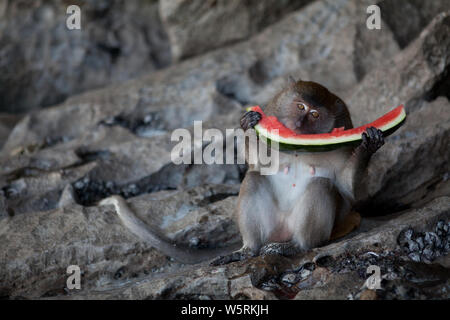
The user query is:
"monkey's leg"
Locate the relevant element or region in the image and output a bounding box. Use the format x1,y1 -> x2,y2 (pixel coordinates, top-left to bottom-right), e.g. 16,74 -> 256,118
210,172 -> 277,265
330,211 -> 361,240
290,177 -> 338,251
259,178 -> 339,257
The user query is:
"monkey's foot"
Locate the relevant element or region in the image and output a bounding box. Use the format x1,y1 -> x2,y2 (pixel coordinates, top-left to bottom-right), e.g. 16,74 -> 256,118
330,211 -> 361,241
240,111 -> 261,131
259,242 -> 302,257
210,248 -> 255,266
361,127 -> 384,154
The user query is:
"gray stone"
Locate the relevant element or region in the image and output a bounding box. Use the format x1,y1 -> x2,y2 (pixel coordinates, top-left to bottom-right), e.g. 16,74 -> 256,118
0,0 -> 171,113
1,0 -> 449,301
346,11 -> 450,126
0,184 -> 241,298
361,97 -> 450,213
160,0 -> 314,61
2,0 -> 400,154
379,0 -> 450,48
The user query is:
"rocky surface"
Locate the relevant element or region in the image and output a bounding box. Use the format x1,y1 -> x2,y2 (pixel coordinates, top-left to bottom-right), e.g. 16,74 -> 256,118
159,0 -> 314,61
0,0 -> 170,113
0,0 -> 312,115
0,0 -> 449,300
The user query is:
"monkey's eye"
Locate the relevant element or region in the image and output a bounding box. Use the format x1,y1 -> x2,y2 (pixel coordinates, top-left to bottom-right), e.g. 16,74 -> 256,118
297,103 -> 306,111
310,111 -> 319,118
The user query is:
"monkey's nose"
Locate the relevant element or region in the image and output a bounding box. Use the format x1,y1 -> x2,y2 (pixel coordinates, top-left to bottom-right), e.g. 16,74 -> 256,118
295,117 -> 304,128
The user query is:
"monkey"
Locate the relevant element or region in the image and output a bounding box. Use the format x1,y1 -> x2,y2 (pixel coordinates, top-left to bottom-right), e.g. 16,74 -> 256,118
211,78 -> 384,265
98,78 -> 384,266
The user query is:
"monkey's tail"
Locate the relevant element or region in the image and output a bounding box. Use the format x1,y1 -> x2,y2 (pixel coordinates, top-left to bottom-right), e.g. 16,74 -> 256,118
99,195 -> 240,264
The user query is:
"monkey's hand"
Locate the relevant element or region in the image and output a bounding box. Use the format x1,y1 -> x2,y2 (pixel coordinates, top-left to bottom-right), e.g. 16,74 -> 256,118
361,127 -> 384,155
240,111 -> 261,131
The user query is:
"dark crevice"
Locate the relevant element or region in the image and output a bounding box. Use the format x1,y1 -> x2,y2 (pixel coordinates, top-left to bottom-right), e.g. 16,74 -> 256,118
378,0 -> 450,49
357,175 -> 448,217
248,60 -> 273,86
356,201 -> 411,218
71,175 -> 176,207
98,112 -> 166,137
71,162 -> 184,206
97,43 -> 121,63
74,148 -> 111,163
215,76 -> 248,106
3,167 -> 52,184
197,192 -> 238,207
423,65 -> 450,101
42,135 -> 73,148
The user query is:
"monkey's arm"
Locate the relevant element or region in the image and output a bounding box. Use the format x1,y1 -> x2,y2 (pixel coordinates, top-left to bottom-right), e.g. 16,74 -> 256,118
240,110 -> 264,172
340,127 -> 384,202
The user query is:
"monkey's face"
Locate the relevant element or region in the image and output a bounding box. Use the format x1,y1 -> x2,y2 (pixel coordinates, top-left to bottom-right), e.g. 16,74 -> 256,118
276,96 -> 336,135
267,80 -> 351,134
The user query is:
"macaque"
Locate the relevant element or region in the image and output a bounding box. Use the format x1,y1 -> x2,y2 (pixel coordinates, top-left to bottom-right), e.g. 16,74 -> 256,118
212,78 -> 384,265
100,78 -> 384,266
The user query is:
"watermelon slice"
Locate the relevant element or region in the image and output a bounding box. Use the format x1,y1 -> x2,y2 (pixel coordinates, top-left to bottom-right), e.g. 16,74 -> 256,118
246,105 -> 406,151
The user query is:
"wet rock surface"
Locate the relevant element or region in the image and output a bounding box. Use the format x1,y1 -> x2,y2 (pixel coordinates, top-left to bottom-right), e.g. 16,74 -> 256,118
0,1 -> 449,300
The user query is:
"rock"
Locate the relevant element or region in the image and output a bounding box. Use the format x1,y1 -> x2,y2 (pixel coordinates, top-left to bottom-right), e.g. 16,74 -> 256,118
397,219 -> 450,264
408,252 -> 421,262
1,0 -> 449,301
0,184 -> 241,299
308,197 -> 450,262
361,95 -> 450,214
296,267 -> 331,290
379,0 -> 450,48
1,163 -> 96,215
352,17 -> 400,81
346,11 -> 450,126
0,113 -> 21,149
2,0 -> 400,154
300,269 -> 312,279
126,184 -> 241,248
0,0 -> 406,216
2,192 -> 448,299
230,274 -> 277,300
0,0 -> 171,113
58,184 -> 79,208
294,271 -> 360,300
281,272 -> 299,286
159,0 -> 314,61
0,203 -> 178,298
0,190 -> 8,217
0,115 -> 245,214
